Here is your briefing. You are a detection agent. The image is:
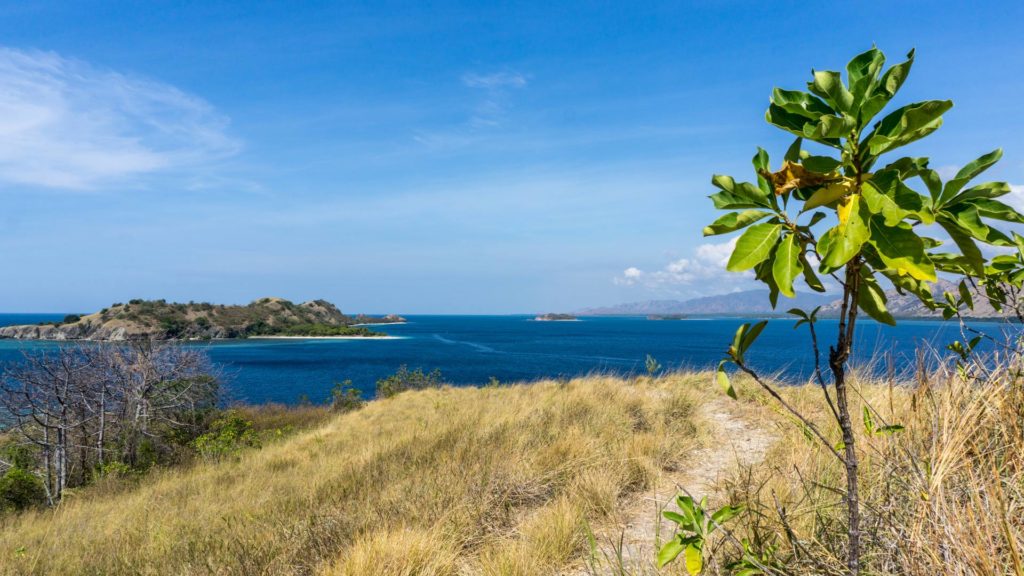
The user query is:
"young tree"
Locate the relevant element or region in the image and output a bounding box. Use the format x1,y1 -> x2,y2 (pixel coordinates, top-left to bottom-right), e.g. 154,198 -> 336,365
705,47 -> 1022,574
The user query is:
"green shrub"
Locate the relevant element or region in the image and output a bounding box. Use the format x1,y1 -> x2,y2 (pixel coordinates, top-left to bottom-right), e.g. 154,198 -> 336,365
62,314 -> 81,324
376,365 -> 443,398
1,445 -> 34,470
330,380 -> 364,412
0,468 -> 47,512
192,411 -> 261,460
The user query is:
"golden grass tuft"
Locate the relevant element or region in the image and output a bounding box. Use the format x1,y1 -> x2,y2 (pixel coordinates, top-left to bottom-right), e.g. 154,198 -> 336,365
716,362 -> 1024,575
0,374 -> 703,575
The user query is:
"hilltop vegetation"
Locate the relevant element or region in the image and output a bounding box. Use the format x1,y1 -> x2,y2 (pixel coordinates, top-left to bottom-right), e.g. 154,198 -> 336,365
0,366 -> 1019,574
0,298 -> 403,341
0,374 -> 703,575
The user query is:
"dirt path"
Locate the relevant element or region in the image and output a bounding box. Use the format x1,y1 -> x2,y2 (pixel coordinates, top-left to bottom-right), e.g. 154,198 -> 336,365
574,397 -> 775,575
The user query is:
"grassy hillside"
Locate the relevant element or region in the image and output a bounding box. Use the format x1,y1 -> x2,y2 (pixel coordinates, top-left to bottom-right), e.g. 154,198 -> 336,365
1,366 -> 1020,575
0,375 -> 704,575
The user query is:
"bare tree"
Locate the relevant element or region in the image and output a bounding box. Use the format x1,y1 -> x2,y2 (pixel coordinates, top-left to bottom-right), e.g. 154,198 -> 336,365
0,341 -> 219,503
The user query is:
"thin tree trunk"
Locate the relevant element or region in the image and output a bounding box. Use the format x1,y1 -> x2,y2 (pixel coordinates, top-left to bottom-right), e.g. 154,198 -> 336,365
830,260 -> 863,575
97,387 -> 106,468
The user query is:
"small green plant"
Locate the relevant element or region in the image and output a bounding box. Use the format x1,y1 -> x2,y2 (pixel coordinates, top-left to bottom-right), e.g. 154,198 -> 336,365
645,354 -> 662,376
330,379 -> 364,412
657,494 -> 743,574
376,365 -> 443,398
192,411 -> 260,460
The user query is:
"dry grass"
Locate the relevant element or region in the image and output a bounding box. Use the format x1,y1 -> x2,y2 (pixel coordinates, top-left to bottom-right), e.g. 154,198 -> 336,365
0,374 -> 705,575
713,360 -> 1024,575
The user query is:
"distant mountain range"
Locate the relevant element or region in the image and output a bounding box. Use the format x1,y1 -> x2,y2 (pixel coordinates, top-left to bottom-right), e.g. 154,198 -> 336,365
579,282 -> 1014,319
576,290 -> 835,316
818,279 -> 1007,319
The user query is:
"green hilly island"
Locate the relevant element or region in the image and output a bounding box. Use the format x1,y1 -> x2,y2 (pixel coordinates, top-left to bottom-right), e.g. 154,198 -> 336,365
0,298 -> 405,341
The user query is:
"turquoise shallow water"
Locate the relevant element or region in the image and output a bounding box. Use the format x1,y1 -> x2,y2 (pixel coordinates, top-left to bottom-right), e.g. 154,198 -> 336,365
0,313 -> 1012,404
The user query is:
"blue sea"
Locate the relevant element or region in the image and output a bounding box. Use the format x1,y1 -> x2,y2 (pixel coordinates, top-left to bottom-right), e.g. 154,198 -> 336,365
0,313 -> 1012,405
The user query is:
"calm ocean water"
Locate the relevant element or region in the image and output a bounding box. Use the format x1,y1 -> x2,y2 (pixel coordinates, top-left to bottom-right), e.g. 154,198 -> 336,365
0,313 -> 1009,404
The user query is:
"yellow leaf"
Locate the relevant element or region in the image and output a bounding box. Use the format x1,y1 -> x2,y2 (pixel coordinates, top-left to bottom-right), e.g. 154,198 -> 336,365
803,179 -> 852,211
837,193 -> 860,226
684,543 -> 704,575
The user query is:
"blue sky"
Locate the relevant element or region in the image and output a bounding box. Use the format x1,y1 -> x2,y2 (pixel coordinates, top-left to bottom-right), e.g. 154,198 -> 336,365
1,1 -> 1022,313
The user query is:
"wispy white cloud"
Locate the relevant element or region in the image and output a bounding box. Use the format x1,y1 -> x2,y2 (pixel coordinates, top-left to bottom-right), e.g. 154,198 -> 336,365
461,69 -> 528,128
0,47 -> 240,189
461,71 -> 528,90
614,238 -> 752,292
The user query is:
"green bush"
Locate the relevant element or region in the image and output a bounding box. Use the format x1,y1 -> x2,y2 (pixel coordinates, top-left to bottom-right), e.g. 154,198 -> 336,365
1,445 -> 34,470
62,314 -> 81,324
376,365 -> 443,398
0,468 -> 47,512
330,380 -> 365,412
192,411 -> 261,460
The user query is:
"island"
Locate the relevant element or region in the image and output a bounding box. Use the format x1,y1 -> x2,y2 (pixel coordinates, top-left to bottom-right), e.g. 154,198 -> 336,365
533,313 -> 578,322
646,314 -> 688,320
0,297 -> 406,341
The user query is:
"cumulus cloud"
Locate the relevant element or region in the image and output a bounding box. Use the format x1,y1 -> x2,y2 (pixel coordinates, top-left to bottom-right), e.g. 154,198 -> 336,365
1005,184 -> 1024,213
0,47 -> 240,189
614,238 -> 753,291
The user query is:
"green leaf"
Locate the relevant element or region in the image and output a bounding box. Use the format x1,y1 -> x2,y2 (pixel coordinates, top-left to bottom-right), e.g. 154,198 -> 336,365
863,100 -> 953,155
936,216 -> 984,275
971,198 -> 1024,224
846,47 -> 886,104
717,360 -> 736,400
711,504 -> 744,526
710,175 -> 771,209
800,252 -> 826,292
859,49 -> 914,123
771,233 -> 803,298
703,210 -> 774,236
740,320 -> 768,356
820,195 -> 870,271
766,102 -> 841,148
753,258 -> 781,308
752,147 -> 771,194
727,222 -> 782,272
945,204 -> 1013,246
919,169 -> 942,202
805,211 -> 827,227
861,170 -> 925,226
958,280 -> 974,309
857,272 -> 895,325
657,537 -> 685,568
802,155 -> 842,173
808,70 -> 854,112
939,149 -> 1002,204
662,511 -> 687,525
770,88 -> 834,119
862,405 -> 875,434
867,217 -> 936,281
784,137 -> 803,162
